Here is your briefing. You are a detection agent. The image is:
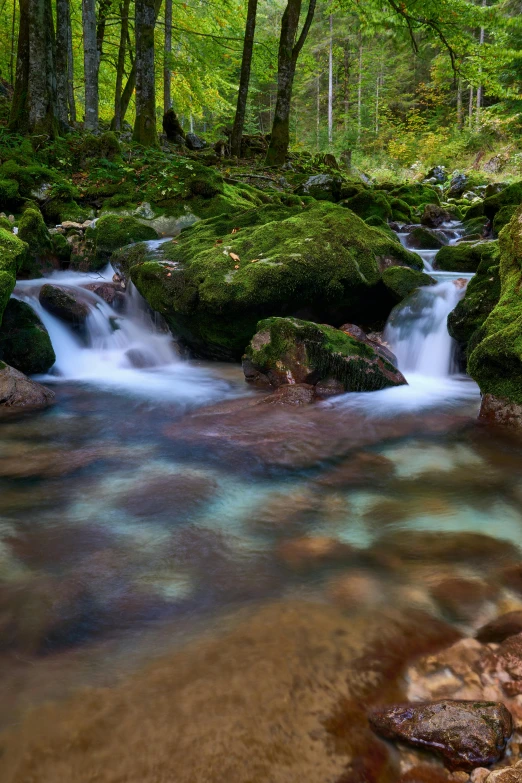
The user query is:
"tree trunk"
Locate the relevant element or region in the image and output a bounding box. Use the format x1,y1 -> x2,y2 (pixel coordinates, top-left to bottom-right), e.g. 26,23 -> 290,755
113,0 -> 130,130
357,36 -> 362,144
55,0 -> 71,127
343,38 -> 350,134
82,0 -> 99,131
9,0 -> 16,85
476,0 -> 487,126
265,0 -> 317,165
133,0 -> 158,145
67,5 -> 76,123
456,77 -> 463,130
163,0 -> 172,113
230,0 -> 258,157
96,0 -> 112,59
328,14 -> 333,145
316,71 -> 320,151
468,84 -> 474,127
10,0 -> 58,135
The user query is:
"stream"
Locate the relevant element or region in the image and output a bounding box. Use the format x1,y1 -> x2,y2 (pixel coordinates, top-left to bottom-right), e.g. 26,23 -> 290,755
2,224 -> 522,782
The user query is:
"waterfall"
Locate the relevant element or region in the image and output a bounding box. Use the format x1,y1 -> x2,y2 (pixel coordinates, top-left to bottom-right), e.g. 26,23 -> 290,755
13,265 -> 240,405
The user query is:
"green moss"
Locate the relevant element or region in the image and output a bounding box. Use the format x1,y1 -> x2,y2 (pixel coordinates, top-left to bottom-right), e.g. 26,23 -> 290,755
408,226 -> 446,250
435,241 -> 497,273
382,266 -> 436,303
461,216 -> 488,237
51,233 -> 72,263
389,198 -> 412,220
0,161 -> 54,196
0,298 -> 55,374
364,215 -> 397,241
493,205 -> 517,237
78,132 -> 121,164
342,190 -> 392,221
85,215 -> 158,262
0,228 -> 27,325
468,209 -> 522,403
245,316 -> 405,392
0,178 -> 20,209
481,181 -> 522,221
0,217 -> 12,231
389,183 -> 440,208
130,201 -> 421,358
17,209 -> 52,260
447,243 -> 500,355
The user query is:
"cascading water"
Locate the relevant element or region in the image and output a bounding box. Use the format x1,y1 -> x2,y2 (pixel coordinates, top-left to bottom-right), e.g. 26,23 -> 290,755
13,264 -> 242,405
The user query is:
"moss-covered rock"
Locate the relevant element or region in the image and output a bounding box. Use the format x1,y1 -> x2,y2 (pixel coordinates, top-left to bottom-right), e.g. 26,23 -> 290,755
407,226 -> 447,250
382,266 -> 436,303
39,284 -> 90,327
77,132 -> 122,165
435,241 -> 497,273
364,215 -> 398,241
51,233 -> 72,264
390,197 -> 413,222
461,216 -> 488,237
295,174 -> 342,202
0,217 -> 12,231
243,316 -> 406,392
389,184 -> 440,209
468,209 -> 522,405
342,190 -> 392,221
482,181 -> 522,221
130,201 -> 421,359
17,208 -> 52,259
447,243 -> 500,356
85,215 -> 158,266
0,298 -> 56,374
493,205 -> 517,237
0,178 -> 20,210
0,228 -> 27,326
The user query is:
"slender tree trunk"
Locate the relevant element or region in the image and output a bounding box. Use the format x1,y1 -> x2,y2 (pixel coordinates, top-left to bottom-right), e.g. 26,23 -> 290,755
328,14 -> 333,145
316,71 -> 320,151
163,0 -> 172,113
343,39 -> 350,134
96,0 -> 112,59
67,6 -> 76,123
112,0 -> 130,130
375,75 -> 379,135
82,0 -> 99,131
55,0 -> 71,127
9,0 -> 30,131
230,0 -> 258,157
476,0 -> 486,126
468,85 -> 474,127
357,36 -> 363,145
265,0 -> 317,165
456,77 -> 463,130
9,0 -> 16,85
133,0 -> 158,145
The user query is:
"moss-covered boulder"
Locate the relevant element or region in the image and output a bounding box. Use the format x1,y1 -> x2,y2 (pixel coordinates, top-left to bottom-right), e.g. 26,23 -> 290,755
447,243 -> 500,357
342,190 -> 392,221
461,216 -> 488,238
407,226 -> 447,250
382,266 -> 436,303
0,178 -> 20,211
84,215 -> 158,267
243,317 -> 406,392
130,201 -> 421,358
389,184 -> 440,209
17,208 -> 52,259
390,198 -> 413,222
39,284 -> 90,327
295,174 -> 343,202
493,205 -> 517,237
435,241 -> 497,273
466,181 -> 522,223
0,299 -> 55,374
0,228 -> 27,326
468,208 -> 522,406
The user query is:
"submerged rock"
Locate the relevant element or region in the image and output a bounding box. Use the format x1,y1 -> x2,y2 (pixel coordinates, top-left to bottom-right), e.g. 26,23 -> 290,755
39,284 -> 90,326
369,700 -> 512,771
0,363 -> 54,408
0,298 -> 55,374
243,317 -> 407,393
476,611 -> 522,644
408,226 -> 447,250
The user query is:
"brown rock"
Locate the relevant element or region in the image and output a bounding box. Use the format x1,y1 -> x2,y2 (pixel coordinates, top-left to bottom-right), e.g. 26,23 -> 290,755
421,204 -> 451,228
369,700 -> 513,771
117,471 -> 217,518
83,282 -> 125,308
400,765 -> 451,782
484,761 -> 522,781
327,570 -> 385,610
259,383 -> 315,406
476,612 -> 522,644
480,633 -> 522,697
497,564 -> 522,595
39,284 -> 90,325
430,577 -> 497,622
275,536 -> 356,571
0,364 -> 54,409
479,394 -> 522,429
315,451 -> 395,489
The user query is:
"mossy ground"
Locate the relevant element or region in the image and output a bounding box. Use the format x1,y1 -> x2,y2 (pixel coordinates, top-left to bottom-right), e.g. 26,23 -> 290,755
131,201 -> 421,358
468,209 -> 522,403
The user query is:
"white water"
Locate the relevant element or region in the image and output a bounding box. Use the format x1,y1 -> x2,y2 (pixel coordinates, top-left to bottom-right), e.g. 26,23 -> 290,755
14,265 -> 243,406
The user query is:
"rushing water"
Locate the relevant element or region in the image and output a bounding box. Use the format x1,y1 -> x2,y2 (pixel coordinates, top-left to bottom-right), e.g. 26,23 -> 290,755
2,227 -> 521,783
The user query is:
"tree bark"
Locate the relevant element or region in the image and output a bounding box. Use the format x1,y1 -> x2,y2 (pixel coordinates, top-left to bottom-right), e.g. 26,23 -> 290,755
67,4 -> 76,123
55,0 -> 71,127
230,0 -> 258,157
327,14 -> 333,145
456,77 -> 463,130
9,0 -> 30,132
476,0 -> 487,126
82,0 -> 99,131
357,36 -> 362,144
343,38 -> 350,134
265,0 -> 317,165
468,84 -> 474,127
9,0 -> 16,85
164,0 -> 172,113
112,0 -> 130,130
96,0 -> 112,59
133,0 -> 158,145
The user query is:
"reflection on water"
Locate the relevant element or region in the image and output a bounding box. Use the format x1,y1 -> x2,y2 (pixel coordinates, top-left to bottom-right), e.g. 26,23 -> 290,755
2,377 -> 522,780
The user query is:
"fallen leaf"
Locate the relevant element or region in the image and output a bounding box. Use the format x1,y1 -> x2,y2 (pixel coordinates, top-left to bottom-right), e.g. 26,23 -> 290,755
215,239 -> 223,245
230,252 -> 240,262
170,239 -> 179,244
231,227 -> 240,234
167,272 -> 172,277
234,264 -> 239,269
250,259 -> 259,263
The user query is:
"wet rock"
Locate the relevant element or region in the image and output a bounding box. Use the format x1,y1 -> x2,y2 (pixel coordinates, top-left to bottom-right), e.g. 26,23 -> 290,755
39,283 -> 90,326
406,639 -> 486,703
400,765 -> 451,782
83,281 -> 125,309
369,700 -> 513,771
117,471 -> 217,519
483,761 -> 522,781
426,166 -> 448,184
422,204 -> 451,228
313,378 -> 345,398
185,132 -> 207,151
125,347 -> 158,368
0,363 -> 54,409
0,298 -> 55,374
479,395 -> 522,430
259,383 -> 316,406
480,632 -> 522,697
315,451 -> 395,488
295,173 -> 343,202
448,173 -> 469,198
327,570 -> 385,610
476,612 -> 522,644
407,226 -> 448,250
430,577 -> 497,622
339,322 -> 399,366
275,536 -> 356,571
0,442 -> 115,478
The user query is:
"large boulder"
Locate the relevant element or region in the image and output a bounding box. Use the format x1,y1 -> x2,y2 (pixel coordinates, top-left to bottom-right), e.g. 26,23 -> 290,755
0,362 -> 54,408
468,208 -> 522,417
342,189 -> 392,220
369,700 -> 512,771
242,317 -> 406,393
295,174 -> 343,202
467,181 -> 522,223
421,203 -> 451,228
0,227 -> 27,326
447,172 -> 468,198
435,241 -> 497,273
17,208 -> 52,261
389,183 -> 440,209
447,243 -> 500,356
407,226 -> 447,250
381,266 -> 436,303
130,201 -> 421,359
0,299 -> 55,374
84,215 -> 158,267
39,284 -> 90,327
